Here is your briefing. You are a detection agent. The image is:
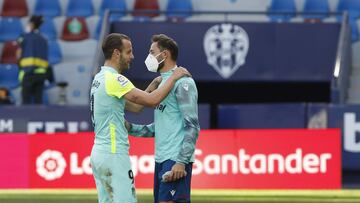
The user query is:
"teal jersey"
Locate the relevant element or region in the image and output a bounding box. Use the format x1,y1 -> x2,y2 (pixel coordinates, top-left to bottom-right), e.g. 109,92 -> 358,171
90,66 -> 135,154
129,68 -> 200,164
154,68 -> 200,163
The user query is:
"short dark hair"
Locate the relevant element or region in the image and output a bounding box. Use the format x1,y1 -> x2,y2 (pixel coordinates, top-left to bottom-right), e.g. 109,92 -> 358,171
29,15 -> 44,29
152,34 -> 178,61
102,33 -> 131,60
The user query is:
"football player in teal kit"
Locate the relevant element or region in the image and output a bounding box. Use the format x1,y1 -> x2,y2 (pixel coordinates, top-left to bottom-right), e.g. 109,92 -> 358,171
90,33 -> 190,203
127,34 -> 200,203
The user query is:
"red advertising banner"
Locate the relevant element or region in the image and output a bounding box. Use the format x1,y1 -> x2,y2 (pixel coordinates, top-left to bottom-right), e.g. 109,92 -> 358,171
29,133 -> 95,188
25,129 -> 341,189
0,134 -> 29,188
192,129 -> 341,189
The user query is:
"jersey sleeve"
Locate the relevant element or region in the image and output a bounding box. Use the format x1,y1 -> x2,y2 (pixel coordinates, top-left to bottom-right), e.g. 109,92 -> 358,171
105,72 -> 135,99
174,78 -> 200,164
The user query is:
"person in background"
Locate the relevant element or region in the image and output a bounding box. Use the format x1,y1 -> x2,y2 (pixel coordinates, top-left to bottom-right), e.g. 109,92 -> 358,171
17,15 -> 48,104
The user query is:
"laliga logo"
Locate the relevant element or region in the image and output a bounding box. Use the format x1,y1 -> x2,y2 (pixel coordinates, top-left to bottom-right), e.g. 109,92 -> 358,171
203,23 -> 249,79
36,150 -> 67,181
36,150 -> 92,181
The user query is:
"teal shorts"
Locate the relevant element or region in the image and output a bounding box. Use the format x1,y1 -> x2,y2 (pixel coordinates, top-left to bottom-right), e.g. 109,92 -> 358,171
90,148 -> 137,203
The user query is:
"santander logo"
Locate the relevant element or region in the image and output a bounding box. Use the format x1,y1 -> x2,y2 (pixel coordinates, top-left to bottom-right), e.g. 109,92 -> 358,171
192,148 -> 332,175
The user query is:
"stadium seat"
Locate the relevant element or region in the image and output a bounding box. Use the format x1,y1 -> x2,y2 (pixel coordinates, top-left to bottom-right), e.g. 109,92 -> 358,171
0,64 -> 19,89
61,17 -> 89,41
66,0 -> 94,17
48,40 -> 62,65
1,0 -> 28,17
350,18 -> 359,42
0,41 -> 19,64
53,61 -> 93,105
59,39 -> 97,61
166,0 -> 193,19
303,0 -> 329,20
337,0 -> 360,20
268,0 -> 296,22
34,0 -> 62,17
39,17 -> 57,40
0,17 -> 23,42
133,0 -> 160,18
99,0 -> 127,17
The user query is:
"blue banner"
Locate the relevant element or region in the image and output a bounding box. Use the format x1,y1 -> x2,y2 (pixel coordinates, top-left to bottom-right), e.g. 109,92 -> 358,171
217,103 -> 306,128
112,22 -> 340,82
0,104 -> 210,133
326,105 -> 360,170
0,106 -> 92,133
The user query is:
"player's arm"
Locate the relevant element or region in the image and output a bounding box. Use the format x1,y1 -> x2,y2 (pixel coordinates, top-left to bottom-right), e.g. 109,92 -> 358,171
125,120 -> 155,137
124,67 -> 190,107
169,79 -> 200,181
125,76 -> 162,113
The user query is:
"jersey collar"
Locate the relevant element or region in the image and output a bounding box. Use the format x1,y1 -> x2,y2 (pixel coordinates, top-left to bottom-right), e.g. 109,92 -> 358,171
160,65 -> 177,77
101,66 -> 118,73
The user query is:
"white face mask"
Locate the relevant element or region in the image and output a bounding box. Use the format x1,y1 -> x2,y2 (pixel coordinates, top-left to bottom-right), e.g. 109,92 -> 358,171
144,52 -> 165,72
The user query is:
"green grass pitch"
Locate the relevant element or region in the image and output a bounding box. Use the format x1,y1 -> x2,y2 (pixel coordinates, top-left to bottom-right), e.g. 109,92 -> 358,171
1,189 -> 360,203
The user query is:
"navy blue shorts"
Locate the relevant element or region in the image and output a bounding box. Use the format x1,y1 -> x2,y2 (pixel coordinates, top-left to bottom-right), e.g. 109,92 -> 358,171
154,160 -> 193,203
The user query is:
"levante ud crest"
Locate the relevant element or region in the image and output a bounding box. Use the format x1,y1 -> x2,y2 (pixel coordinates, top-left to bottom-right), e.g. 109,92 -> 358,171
203,23 -> 249,79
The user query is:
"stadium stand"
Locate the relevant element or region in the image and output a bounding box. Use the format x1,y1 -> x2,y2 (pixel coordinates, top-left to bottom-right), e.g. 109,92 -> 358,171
61,17 -> 89,41
303,0 -> 329,20
166,0 -> 193,19
0,0 -> 28,17
66,0 -> 94,17
0,63 -> 19,89
39,17 -> 57,40
47,40 -> 62,65
33,0 -> 61,17
0,17 -> 23,42
0,40 -> 18,64
133,0 -> 160,17
268,0 -> 297,22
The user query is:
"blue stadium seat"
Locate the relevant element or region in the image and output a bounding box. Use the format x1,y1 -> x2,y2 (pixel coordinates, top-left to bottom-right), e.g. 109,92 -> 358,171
48,40 -> 62,65
66,0 -> 94,17
0,64 -> 19,89
34,0 -> 61,17
303,0 -> 329,20
99,0 -> 127,17
350,18 -> 359,42
166,0 -> 193,19
337,0 -> 360,20
39,17 -> 57,40
268,0 -> 296,22
0,17 -> 23,42
94,18 -> 102,39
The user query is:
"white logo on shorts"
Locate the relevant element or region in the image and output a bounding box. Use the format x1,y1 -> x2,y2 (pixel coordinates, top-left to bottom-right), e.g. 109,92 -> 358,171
203,23 -> 249,79
36,149 -> 67,181
170,190 -> 176,196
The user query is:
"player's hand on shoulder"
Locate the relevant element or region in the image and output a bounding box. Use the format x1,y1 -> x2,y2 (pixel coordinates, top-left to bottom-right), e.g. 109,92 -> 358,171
172,66 -> 191,80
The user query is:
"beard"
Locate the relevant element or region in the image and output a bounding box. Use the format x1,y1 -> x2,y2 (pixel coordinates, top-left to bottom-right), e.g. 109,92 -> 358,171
156,56 -> 165,72
119,56 -> 130,71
